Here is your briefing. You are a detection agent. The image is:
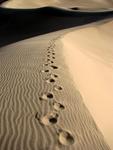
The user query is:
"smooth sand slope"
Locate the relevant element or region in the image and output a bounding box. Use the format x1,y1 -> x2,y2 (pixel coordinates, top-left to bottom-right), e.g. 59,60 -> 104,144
61,20 -> 113,149
1,0 -> 113,8
0,28 -> 111,150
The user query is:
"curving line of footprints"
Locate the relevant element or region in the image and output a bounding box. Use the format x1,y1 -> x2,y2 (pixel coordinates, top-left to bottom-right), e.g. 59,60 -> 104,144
36,38 -> 75,147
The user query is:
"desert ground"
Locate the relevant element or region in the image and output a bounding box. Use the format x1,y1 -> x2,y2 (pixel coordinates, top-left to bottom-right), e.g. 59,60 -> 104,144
1,0 -> 113,8
0,0 -> 113,150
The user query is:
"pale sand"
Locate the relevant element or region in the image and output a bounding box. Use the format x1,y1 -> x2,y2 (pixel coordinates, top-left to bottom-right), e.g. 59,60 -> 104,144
0,28 -> 111,149
1,0 -> 113,8
0,1 -> 113,149
61,20 -> 113,149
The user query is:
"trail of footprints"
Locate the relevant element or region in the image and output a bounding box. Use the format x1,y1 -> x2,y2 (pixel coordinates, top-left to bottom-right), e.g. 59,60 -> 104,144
36,38 -> 75,147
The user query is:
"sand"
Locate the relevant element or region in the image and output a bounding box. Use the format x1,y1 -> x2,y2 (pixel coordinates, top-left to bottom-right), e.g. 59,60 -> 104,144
61,20 -> 113,149
0,27 -> 111,149
0,0 -> 113,150
1,0 -> 113,8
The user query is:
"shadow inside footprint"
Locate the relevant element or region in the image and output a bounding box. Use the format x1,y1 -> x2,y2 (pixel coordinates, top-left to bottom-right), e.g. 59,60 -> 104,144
39,93 -> 54,101
49,118 -> 57,124
51,65 -> 58,69
54,85 -> 62,91
38,112 -> 59,126
53,102 -> 65,111
43,64 -> 48,66
47,59 -> 50,61
35,112 -> 39,119
53,74 -> 58,78
47,93 -> 54,99
46,78 -> 56,83
42,69 -> 50,73
58,130 -> 75,146
52,57 -> 55,59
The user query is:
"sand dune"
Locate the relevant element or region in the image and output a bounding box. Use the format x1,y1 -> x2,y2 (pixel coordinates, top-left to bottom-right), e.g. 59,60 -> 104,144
0,1 -> 113,150
0,29 -> 111,150
0,6 -> 113,47
1,0 -> 113,8
0,0 -> 59,8
61,20 -> 113,149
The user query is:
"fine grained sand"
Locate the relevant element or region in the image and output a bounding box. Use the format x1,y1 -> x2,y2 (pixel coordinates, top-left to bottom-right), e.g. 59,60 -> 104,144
0,1 -> 113,149
0,27 -> 111,150
61,20 -> 113,149
1,0 -> 113,8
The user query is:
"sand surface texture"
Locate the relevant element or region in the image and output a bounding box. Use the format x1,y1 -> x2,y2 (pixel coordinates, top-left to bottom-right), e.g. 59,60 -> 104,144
0,0 -> 113,150
0,30 -> 111,150
61,20 -> 113,149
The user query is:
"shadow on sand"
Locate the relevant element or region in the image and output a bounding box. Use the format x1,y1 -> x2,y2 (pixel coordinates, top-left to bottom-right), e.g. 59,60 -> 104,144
0,6 -> 113,47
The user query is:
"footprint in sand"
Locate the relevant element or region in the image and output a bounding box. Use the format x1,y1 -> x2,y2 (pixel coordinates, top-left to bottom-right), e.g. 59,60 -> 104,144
47,55 -> 50,58
57,129 -> 75,146
46,74 -> 58,80
46,78 -> 56,84
53,102 -> 65,111
39,92 -> 54,101
36,112 -> 59,126
51,65 -> 58,69
47,59 -> 50,62
51,74 -> 58,78
51,61 -> 54,64
54,85 -> 63,91
52,57 -> 55,59
41,69 -> 50,73
52,53 -> 55,55
43,64 -> 48,66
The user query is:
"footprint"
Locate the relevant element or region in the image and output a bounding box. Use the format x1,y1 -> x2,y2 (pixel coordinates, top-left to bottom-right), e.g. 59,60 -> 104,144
39,93 -> 54,101
46,78 -> 56,83
58,130 -> 75,146
51,61 -> 54,64
53,102 -> 65,111
52,53 -> 55,55
36,112 -> 59,126
52,74 -> 58,78
47,55 -> 50,57
52,57 -> 55,59
47,59 -> 50,62
51,65 -> 58,69
43,64 -> 48,66
41,69 -> 50,73
47,93 -> 54,99
54,85 -> 62,91
50,74 -> 58,79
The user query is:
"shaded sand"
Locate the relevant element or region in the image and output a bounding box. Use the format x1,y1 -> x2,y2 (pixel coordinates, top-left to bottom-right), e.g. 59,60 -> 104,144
0,0 -> 59,8
61,20 -> 113,149
0,28 -> 111,149
1,7 -> 113,48
1,0 -> 113,8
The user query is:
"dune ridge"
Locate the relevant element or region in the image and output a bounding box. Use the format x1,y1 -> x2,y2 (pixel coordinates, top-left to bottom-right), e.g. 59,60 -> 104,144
1,0 -> 113,8
0,6 -> 113,48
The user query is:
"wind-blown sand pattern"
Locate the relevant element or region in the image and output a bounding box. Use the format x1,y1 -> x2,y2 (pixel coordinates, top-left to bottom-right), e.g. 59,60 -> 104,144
0,0 -> 113,150
0,30 -> 111,150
